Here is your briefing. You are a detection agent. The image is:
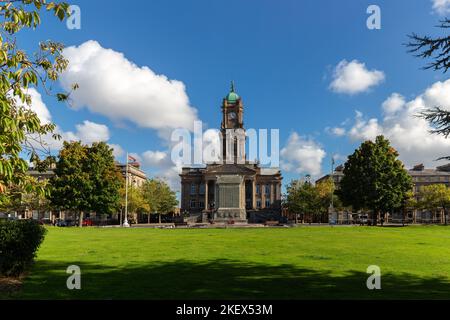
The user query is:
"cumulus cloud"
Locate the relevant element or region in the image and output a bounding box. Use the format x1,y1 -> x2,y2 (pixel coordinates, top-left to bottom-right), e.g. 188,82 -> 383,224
329,59 -> 385,95
108,144 -> 125,158
382,93 -> 406,114
142,150 -> 172,168
432,0 -> 450,15
22,88 -> 52,124
23,87 -> 123,158
60,40 -> 199,138
343,79 -> 450,168
74,120 -> 110,144
326,126 -> 346,137
280,132 -> 326,177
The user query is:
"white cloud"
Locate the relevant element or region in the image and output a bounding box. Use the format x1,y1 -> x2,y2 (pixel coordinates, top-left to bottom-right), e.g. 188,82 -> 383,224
344,79 -> 450,168
22,88 -> 52,124
109,144 -> 124,158
348,111 -> 383,141
280,132 -> 326,177
22,88 -> 124,159
60,40 -> 199,138
74,120 -> 110,144
432,0 -> 450,15
142,150 -> 171,168
382,93 -> 406,114
326,126 -> 346,137
330,59 -> 385,95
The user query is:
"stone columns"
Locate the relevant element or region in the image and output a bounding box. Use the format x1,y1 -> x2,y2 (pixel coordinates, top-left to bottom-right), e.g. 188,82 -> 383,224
204,180 -> 208,210
252,179 -> 256,210
270,183 -> 275,205
261,184 -> 266,209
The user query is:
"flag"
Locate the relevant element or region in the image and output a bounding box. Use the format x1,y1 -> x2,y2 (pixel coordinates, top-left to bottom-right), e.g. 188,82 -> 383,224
128,155 -> 137,163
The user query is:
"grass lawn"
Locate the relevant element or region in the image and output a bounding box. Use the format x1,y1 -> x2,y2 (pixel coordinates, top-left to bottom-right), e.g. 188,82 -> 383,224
5,225 -> 450,299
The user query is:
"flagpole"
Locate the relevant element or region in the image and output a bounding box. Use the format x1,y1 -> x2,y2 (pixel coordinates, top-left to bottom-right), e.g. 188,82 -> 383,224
123,152 -> 130,227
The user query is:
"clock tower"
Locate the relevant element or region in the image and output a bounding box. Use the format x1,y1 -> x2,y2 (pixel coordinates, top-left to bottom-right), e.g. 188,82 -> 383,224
221,81 -> 245,163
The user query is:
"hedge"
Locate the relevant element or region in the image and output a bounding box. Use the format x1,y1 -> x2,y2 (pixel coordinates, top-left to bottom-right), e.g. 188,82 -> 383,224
0,219 -> 47,276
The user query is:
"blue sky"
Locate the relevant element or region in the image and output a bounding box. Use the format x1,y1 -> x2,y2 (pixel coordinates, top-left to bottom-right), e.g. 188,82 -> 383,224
20,0 -> 450,189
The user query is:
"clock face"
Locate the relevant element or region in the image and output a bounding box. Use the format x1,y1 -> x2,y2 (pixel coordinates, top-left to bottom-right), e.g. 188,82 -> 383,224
228,112 -> 237,120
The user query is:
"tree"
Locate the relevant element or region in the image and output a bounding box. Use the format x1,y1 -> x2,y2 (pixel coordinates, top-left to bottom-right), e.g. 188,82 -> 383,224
407,18 -> 450,157
285,178 -> 338,223
0,174 -> 50,216
339,136 -> 413,226
141,179 -> 178,224
402,190 -> 418,225
119,184 -> 149,224
50,141 -> 121,226
418,184 -> 450,225
407,18 -> 449,73
0,1 -> 72,197
49,141 -> 91,226
85,142 -> 122,217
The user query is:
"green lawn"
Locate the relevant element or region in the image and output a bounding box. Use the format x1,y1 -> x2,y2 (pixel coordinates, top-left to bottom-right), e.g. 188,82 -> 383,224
7,225 -> 450,299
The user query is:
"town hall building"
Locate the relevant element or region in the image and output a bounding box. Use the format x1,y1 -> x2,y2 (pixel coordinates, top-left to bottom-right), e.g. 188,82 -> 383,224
180,83 -> 283,223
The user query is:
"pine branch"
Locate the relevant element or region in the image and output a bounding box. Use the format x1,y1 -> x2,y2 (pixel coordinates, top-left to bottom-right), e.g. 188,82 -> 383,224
417,107 -> 450,138
406,18 -> 450,73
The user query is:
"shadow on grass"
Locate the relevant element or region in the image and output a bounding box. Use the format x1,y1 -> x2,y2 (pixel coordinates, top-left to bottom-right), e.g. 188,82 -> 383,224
7,259 -> 450,299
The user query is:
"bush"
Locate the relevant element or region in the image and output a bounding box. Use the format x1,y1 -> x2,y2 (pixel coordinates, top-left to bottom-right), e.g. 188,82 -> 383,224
0,219 -> 47,276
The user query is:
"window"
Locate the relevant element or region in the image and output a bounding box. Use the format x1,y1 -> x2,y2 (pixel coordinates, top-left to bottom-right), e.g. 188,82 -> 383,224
256,200 -> 261,208
265,199 -> 271,208
256,185 -> 260,194
265,184 -> 270,195
199,201 -> 205,209
190,200 -> 196,208
190,184 -> 196,195
199,183 -> 205,194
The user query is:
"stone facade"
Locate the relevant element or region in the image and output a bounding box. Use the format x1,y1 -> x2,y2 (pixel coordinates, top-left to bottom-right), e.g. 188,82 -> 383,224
316,163 -> 450,196
180,84 -> 283,223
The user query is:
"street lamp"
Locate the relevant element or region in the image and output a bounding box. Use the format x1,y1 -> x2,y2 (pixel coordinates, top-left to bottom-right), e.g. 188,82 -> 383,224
123,154 -> 130,227
328,157 -> 336,225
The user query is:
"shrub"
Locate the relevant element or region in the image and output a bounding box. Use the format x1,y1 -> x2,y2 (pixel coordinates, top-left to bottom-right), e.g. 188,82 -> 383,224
0,219 -> 47,276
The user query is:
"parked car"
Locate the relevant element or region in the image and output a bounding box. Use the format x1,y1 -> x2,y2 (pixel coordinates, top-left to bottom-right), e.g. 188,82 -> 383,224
82,218 -> 94,227
55,219 -> 77,227
55,219 -> 67,227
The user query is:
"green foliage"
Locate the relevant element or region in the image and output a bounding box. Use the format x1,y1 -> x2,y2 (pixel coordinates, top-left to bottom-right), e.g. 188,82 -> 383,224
141,178 -> 178,223
50,141 -> 122,223
418,184 -> 450,224
0,219 -> 46,276
339,136 -> 412,220
120,184 -> 149,215
285,178 -> 337,216
0,0 -> 72,196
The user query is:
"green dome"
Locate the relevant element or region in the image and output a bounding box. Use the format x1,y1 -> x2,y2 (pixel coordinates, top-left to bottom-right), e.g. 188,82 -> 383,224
226,91 -> 239,103
225,81 -> 239,103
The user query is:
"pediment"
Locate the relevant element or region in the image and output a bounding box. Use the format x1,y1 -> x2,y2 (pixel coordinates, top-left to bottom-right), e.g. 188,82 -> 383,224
206,164 -> 256,175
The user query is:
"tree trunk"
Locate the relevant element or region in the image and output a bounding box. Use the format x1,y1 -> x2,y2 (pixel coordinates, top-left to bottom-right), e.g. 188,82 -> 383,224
79,211 -> 84,227
147,213 -> 150,224
372,211 -> 378,226
158,213 -> 161,224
